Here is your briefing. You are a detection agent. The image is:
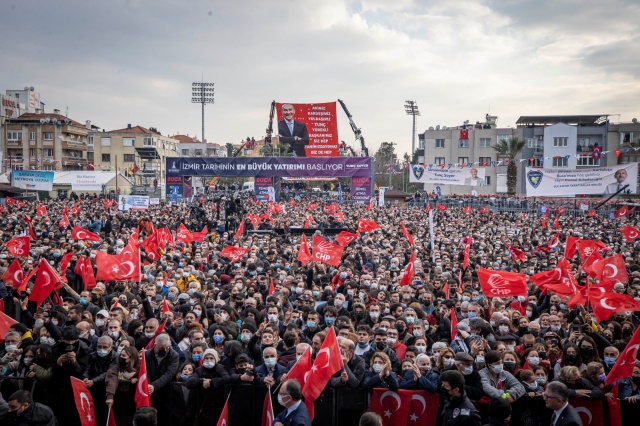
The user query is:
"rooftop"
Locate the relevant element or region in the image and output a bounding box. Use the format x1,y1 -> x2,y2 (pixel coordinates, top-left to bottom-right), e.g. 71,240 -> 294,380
11,113 -> 84,127
516,115 -> 609,126
108,125 -> 160,135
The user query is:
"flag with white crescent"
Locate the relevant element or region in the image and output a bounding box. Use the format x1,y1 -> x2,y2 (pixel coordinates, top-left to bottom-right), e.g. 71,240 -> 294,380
606,326 -> 640,385
29,259 -> 62,307
301,327 -> 342,418
135,351 -> 151,408
71,225 -> 101,242
368,389 -> 412,426
1,259 -> 24,288
261,387 -> 275,426
70,376 -> 97,426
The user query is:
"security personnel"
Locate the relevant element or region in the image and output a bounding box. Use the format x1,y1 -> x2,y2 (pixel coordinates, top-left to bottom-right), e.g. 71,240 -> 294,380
440,370 -> 481,426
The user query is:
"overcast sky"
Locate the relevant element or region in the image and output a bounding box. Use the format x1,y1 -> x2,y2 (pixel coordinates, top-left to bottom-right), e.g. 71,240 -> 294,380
2,0 -> 639,156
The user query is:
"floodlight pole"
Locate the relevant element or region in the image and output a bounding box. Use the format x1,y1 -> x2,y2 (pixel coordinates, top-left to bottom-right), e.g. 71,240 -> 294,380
192,82 -> 215,143
405,100 -> 420,156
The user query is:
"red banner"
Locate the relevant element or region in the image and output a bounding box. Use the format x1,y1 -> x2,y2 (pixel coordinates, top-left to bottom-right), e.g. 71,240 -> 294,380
312,235 -> 344,267
478,267 -> 528,297
369,389 -> 439,426
275,102 -> 339,156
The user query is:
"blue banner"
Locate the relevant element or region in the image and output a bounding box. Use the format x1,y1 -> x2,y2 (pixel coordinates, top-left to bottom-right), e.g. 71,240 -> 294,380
11,170 -> 54,191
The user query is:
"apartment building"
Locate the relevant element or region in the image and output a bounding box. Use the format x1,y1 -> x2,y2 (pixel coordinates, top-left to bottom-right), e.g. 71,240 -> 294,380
171,134 -> 226,157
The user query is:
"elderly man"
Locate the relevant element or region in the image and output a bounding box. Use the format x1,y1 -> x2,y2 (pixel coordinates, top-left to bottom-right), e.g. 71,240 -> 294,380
543,382 -> 583,426
274,379 -> 312,426
144,334 -> 179,426
256,347 -> 287,387
330,337 -> 366,388
83,336 -> 115,425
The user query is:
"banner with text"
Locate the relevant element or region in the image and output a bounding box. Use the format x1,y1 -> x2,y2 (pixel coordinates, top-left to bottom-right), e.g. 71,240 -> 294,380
70,171 -> 103,191
525,163 -> 638,196
118,195 -> 150,211
409,165 -> 487,186
275,102 -> 339,157
255,177 -> 274,202
11,170 -> 54,191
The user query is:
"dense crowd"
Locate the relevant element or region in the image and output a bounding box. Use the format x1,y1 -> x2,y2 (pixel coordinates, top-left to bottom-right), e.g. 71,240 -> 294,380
0,191 -> 639,426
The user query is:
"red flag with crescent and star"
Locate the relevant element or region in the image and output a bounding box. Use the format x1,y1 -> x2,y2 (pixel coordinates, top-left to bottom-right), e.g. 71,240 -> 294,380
29,259 -> 62,307
94,244 -> 141,282
399,252 -> 415,286
1,259 -> 24,289
0,311 -> 18,343
71,225 -> 101,242
335,231 -> 358,247
261,387 -> 275,426
621,225 -> 640,242
70,377 -> 97,426
233,220 -> 245,240
302,327 -> 342,418
369,389 -> 412,426
400,221 -> 414,245
357,218 -> 380,233
297,233 -> 312,266
136,351 -> 151,408
216,398 -> 229,426
286,347 -> 312,390
589,287 -> 640,322
606,326 -> 640,385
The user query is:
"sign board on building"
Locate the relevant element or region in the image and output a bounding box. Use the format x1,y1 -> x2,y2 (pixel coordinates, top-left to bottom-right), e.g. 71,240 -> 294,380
70,172 -> 103,191
11,170 -> 54,191
524,164 -> 638,196
118,195 -> 150,211
0,95 -> 20,119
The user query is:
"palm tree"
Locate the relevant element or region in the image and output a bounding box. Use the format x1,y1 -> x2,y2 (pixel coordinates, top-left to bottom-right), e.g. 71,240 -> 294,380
493,136 -> 527,195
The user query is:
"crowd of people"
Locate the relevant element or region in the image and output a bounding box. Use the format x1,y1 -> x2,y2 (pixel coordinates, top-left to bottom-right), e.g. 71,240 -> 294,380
0,191 -> 638,426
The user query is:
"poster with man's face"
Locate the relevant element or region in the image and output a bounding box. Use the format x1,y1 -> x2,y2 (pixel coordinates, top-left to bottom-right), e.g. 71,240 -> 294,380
275,102 -> 339,157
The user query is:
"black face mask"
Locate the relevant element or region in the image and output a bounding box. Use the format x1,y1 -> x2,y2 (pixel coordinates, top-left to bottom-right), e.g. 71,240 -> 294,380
396,325 -> 406,334
236,368 -> 246,375
581,347 -> 594,356
530,330 -> 539,337
565,354 -> 578,362
116,285 -> 125,292
503,361 -> 516,372
439,387 -> 452,399
157,349 -> 168,358
539,351 -> 547,359
623,329 -> 632,337
375,341 -> 387,351
423,300 -> 431,307
118,358 -> 127,368
632,377 -> 640,385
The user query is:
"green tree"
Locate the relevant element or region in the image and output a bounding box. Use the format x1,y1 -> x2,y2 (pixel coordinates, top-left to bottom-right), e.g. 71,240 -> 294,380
493,136 -> 526,195
374,142 -> 403,190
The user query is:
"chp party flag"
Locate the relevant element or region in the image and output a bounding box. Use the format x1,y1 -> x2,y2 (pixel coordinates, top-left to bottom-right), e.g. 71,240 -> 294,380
136,351 -> 151,408
70,377 -> 97,426
6,236 -> 30,257
357,218 -> 380,233
478,267 -> 528,298
71,225 -> 101,242
606,326 -> 640,385
311,235 -> 344,267
175,223 -> 194,243
220,245 -> 250,262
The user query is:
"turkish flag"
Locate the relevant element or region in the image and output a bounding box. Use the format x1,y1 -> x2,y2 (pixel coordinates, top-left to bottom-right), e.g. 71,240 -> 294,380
17,266 -> 39,293
311,235 -> 344,267
287,347 -> 312,389
30,259 -> 62,307
161,299 -> 171,316
2,259 -> 24,288
553,216 -> 559,230
571,398 -> 604,426
507,246 -> 527,262
175,223 -> 194,244
450,308 -> 458,341
308,203 -> 318,211
193,226 -> 208,242
71,225 -> 101,242
0,311 -> 18,342
332,211 -> 345,222
399,252 -> 415,286
478,267 -> 528,298
297,233 -> 312,266
261,387 -> 275,426
621,225 -> 640,242
547,233 -> 560,249
303,214 -> 313,228
530,258 -> 578,296
366,200 -> 373,211
357,218 -> 380,233
302,328 -> 342,408
24,214 -> 32,224
406,390 -> 439,426
107,407 -> 116,426
71,204 -> 80,215
5,196 -> 16,205
246,214 -> 260,227
28,225 -> 36,241
463,205 -> 471,214
259,213 -> 273,223
589,287 -> 640,322
480,206 -> 488,213
335,231 -> 358,247
80,256 -> 97,290
567,284 -> 589,308
606,326 -> 640,385
594,255 -> 628,290
425,203 -> 431,212
6,236 -> 30,258
216,398 -> 229,426
460,129 -> 469,139
59,214 -> 70,228
541,216 -> 547,229
136,351 -> 151,408
59,252 -> 73,283
70,377 -> 97,426
324,202 -> 339,212
462,242 -> 471,270
268,278 -> 275,296
95,245 -> 141,282
400,222 -> 414,245
565,236 -> 580,259
220,245 -> 250,262
435,204 -> 447,211
592,145 -> 602,160
141,233 -> 161,261
369,388 -> 412,426
233,220 -> 245,240
615,205 -> 628,219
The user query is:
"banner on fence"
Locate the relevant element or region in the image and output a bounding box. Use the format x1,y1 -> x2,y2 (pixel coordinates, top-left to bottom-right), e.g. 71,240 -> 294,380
118,195 -> 150,211
11,170 -> 54,191
525,163 -> 638,196
409,165 -> 487,186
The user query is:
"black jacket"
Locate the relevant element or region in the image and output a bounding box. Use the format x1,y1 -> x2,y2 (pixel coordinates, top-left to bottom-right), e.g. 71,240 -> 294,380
144,348 -> 180,394
441,394 -> 481,426
4,402 -> 58,426
553,404 -> 583,426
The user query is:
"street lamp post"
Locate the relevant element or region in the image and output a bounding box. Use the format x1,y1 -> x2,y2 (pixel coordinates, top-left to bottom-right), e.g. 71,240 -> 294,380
404,100 -> 420,157
191,82 -> 215,144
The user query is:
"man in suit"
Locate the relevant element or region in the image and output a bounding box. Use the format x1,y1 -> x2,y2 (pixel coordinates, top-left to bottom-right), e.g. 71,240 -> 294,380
274,379 -> 311,426
278,104 -> 309,157
604,168 -> 629,194
543,382 -> 583,426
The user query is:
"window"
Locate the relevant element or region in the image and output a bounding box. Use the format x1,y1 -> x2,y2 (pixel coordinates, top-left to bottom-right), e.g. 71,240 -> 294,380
101,154 -> 111,162
101,137 -> 111,146
435,157 -> 445,165
435,139 -> 445,148
553,137 -> 568,147
88,135 -> 94,144
43,149 -> 54,157
43,132 -> 53,140
29,132 -> 36,141
42,165 -> 53,171
552,157 -> 568,167
577,156 -> 600,166
458,157 -> 469,165
87,152 -> 94,162
528,138 -> 543,149
12,165 -> 23,170
194,149 -> 203,156
143,137 -> 155,146
531,159 -> 543,167
484,176 -> 491,185
29,149 -> 35,157
123,137 -> 135,147
181,149 -> 190,156
459,139 -> 469,148
479,156 -> 492,166
480,138 -> 491,148
497,135 -> 511,144
6,131 -> 22,141
123,154 -> 135,162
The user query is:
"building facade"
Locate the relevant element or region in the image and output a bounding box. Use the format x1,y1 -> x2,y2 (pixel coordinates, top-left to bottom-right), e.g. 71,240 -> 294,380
171,134 -> 226,158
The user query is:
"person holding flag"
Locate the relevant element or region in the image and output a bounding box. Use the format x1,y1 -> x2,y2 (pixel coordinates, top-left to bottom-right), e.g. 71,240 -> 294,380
105,346 -> 140,426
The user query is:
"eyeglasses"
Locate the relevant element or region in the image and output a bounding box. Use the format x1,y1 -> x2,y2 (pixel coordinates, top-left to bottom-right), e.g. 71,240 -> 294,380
542,394 -> 560,400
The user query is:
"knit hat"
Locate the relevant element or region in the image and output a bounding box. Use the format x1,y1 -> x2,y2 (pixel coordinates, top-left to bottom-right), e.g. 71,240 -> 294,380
203,348 -> 219,362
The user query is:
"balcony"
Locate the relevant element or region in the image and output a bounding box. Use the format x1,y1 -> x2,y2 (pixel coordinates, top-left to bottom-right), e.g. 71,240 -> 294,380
61,139 -> 87,151
87,144 -> 94,152
6,140 -> 23,146
62,155 -> 87,164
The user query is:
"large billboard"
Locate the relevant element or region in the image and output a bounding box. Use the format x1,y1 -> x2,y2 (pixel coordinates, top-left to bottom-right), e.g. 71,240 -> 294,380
525,163 -> 638,196
275,102 -> 339,157
11,170 -> 54,191
70,171 -> 103,191
409,165 -> 487,186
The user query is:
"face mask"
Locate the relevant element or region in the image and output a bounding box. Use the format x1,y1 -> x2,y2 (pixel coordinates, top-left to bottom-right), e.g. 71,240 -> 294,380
95,319 -> 105,327
503,361 -> 516,372
527,356 -> 540,366
535,376 -> 547,385
372,364 -> 383,373
192,354 -> 202,363
498,325 -> 509,333
565,354 -> 577,362
23,357 -> 34,366
506,345 -> 515,351
116,347 -> 124,355
51,319 -> 59,326
581,347 -> 594,356
550,325 -> 560,332
203,361 -> 216,369
97,349 -> 110,358
604,357 -> 617,368
157,349 -> 168,358
5,345 -> 17,353
468,312 -> 477,319
380,286 -> 387,292
415,345 -> 426,353
632,377 -> 640,385
387,337 -> 397,346
406,316 -> 415,324
357,341 -> 369,348
180,374 -> 191,381
369,312 -> 379,320
460,365 -> 473,375
375,341 -> 387,351
461,296 -> 470,302
312,291 -> 320,297
143,331 -> 155,338
264,358 -> 277,368
277,394 -> 288,407
325,317 -> 334,326
491,364 -> 504,374
597,373 -> 606,383
413,330 -> 423,338
296,354 -> 302,362
475,357 -> 485,365
307,321 -> 317,329
527,382 -> 538,391
108,331 -> 119,339
220,312 -> 229,321
443,358 -> 455,368
241,333 -> 251,343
